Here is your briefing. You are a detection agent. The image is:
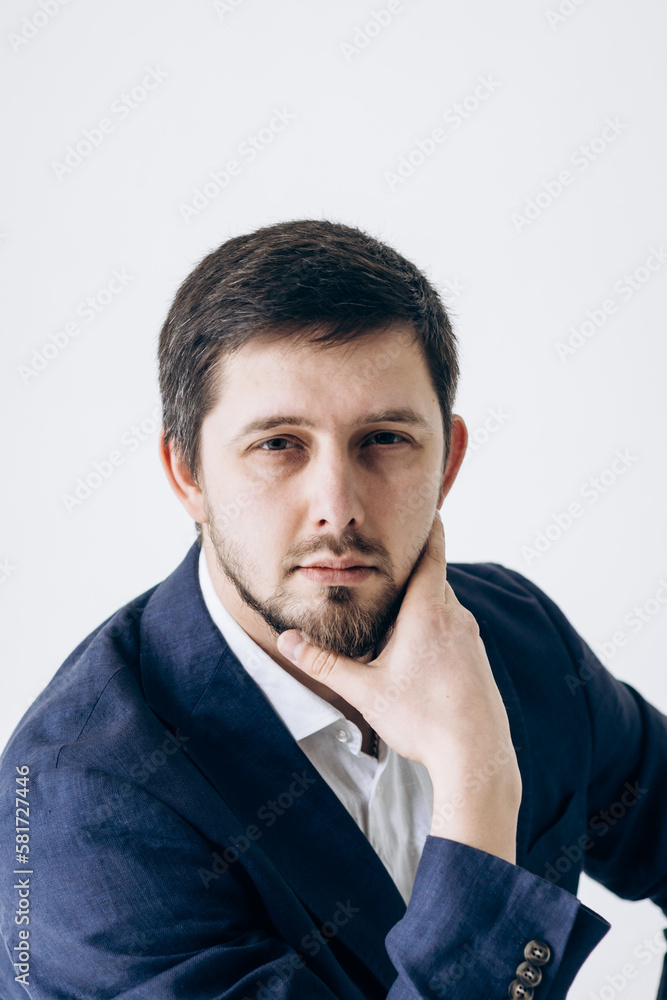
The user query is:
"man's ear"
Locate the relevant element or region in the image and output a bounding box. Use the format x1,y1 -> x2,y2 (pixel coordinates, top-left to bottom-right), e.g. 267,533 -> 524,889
437,414 -> 468,508
159,432 -> 207,524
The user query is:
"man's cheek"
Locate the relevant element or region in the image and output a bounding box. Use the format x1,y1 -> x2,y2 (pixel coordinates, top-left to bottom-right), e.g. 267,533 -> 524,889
242,463 -> 284,501
212,464 -> 278,523
209,490 -> 254,530
391,478 -> 439,521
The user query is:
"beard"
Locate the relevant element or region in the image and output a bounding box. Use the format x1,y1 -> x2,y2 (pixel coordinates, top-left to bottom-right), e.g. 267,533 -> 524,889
203,494 -> 426,660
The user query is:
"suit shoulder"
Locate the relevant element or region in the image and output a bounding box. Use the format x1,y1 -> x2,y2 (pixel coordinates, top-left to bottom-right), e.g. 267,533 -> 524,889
446,561 -> 589,695
1,581 -> 161,769
446,560 -> 556,613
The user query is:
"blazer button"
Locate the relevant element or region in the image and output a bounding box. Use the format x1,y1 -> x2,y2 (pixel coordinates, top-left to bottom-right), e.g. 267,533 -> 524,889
508,980 -> 534,1000
516,961 -> 542,987
524,940 -> 551,965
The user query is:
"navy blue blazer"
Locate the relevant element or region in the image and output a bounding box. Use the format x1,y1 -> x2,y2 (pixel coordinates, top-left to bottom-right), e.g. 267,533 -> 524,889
1,542 -> 666,999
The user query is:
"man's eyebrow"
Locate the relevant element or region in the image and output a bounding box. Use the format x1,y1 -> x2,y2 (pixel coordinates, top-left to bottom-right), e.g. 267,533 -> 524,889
349,408 -> 434,432
232,408 -> 434,441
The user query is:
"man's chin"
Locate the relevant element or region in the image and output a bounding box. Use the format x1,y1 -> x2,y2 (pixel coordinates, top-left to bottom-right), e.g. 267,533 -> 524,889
280,601 -> 397,660
303,626 -> 376,656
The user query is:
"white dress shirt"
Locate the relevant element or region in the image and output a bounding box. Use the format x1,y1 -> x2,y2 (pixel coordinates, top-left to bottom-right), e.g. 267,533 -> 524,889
198,547 -> 434,904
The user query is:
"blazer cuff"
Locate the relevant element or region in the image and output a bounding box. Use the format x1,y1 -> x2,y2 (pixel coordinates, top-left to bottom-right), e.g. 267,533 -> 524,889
384,836 -> 610,999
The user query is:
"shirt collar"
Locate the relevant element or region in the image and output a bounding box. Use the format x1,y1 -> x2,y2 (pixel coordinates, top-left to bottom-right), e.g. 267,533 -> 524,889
197,545 -> 346,742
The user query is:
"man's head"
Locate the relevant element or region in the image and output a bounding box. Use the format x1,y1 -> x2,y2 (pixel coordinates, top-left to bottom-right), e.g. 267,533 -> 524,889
159,219 -> 467,660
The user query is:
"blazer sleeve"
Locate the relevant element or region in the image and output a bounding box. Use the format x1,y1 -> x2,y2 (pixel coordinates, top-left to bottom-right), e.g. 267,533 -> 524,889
384,836 -> 609,998
494,565 -> 667,996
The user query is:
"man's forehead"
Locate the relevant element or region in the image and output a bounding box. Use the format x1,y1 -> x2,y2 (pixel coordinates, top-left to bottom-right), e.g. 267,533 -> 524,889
220,325 -> 429,393
203,324 -> 441,439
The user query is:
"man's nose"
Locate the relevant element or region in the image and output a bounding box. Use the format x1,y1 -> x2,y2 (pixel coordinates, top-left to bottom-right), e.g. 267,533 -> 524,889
306,451 -> 365,532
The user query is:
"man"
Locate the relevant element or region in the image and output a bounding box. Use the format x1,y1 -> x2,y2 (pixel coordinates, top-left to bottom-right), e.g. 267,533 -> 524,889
1,219 -> 666,999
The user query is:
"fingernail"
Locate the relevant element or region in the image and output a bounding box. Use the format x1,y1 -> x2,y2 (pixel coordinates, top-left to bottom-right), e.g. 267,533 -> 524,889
277,631 -> 304,663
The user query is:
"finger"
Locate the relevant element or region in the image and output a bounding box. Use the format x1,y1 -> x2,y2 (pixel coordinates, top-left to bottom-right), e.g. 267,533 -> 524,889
425,509 -> 447,574
399,510 -> 449,613
443,578 -> 463,609
277,629 -> 371,707
427,516 -> 465,611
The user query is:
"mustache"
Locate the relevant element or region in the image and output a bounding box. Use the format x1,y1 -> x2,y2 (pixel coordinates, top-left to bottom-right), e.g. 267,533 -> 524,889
283,531 -> 393,576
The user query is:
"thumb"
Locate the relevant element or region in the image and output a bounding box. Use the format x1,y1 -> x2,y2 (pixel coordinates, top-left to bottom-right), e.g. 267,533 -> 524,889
276,629 -> 363,701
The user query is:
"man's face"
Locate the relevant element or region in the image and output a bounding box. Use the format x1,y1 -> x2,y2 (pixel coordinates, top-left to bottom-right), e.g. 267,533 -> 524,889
196,324 -> 448,659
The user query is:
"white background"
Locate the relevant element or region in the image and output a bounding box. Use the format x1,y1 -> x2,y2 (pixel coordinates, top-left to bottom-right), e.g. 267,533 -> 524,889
1,0 -> 666,995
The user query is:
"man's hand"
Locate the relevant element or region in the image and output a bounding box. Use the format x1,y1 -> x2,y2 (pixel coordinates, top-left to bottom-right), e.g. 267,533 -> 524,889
276,512 -> 522,863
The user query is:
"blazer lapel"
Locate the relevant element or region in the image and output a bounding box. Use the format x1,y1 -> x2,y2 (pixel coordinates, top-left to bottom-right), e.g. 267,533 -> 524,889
140,542 -> 405,991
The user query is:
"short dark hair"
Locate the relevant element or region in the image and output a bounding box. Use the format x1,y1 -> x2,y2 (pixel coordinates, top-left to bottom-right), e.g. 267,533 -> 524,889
159,218 -> 459,494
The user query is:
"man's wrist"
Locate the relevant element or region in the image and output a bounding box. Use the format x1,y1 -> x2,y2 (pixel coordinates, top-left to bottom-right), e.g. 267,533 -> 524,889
429,777 -> 520,864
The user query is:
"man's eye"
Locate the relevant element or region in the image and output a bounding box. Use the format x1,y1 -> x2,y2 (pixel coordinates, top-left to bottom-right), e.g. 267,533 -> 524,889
258,438 -> 298,451
367,432 -> 406,445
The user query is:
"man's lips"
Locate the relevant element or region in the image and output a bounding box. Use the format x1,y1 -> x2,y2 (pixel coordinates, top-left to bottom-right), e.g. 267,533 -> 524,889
297,565 -> 374,585
299,559 -> 371,570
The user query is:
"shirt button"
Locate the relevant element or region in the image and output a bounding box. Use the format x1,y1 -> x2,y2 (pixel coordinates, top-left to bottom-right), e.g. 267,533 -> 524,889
335,728 -> 351,743
376,781 -> 384,796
